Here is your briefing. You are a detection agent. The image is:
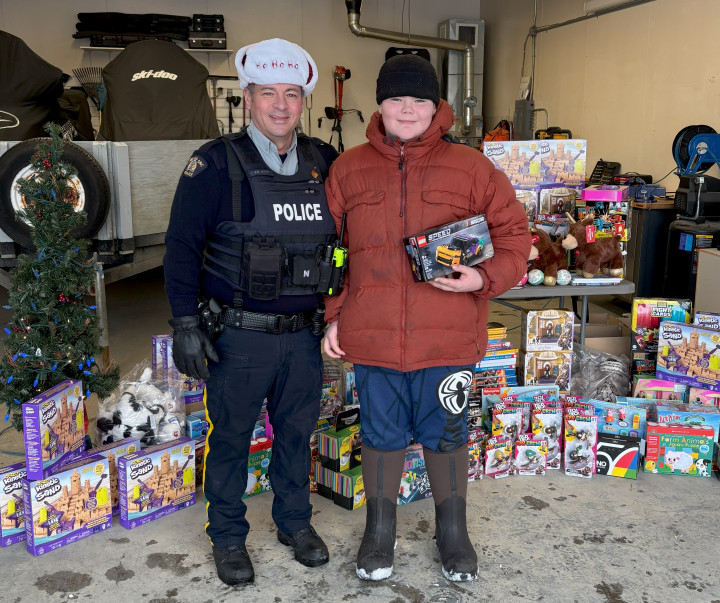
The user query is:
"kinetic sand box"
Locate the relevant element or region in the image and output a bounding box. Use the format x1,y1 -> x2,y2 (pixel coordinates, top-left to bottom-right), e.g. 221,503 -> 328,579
22,380 -> 85,480
1,462 -> 27,547
118,437 -> 195,529
23,455 -> 112,556
79,438 -> 140,515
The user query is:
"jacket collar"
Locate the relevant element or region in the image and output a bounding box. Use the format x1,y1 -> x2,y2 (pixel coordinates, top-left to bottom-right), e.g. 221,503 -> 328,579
366,100 -> 455,159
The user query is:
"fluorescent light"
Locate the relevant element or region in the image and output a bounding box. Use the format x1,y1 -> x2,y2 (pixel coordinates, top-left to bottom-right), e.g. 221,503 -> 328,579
584,0 -> 644,13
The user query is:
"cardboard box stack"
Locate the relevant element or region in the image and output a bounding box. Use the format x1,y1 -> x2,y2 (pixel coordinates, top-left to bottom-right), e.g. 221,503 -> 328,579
474,323 -> 518,389
520,309 -> 574,393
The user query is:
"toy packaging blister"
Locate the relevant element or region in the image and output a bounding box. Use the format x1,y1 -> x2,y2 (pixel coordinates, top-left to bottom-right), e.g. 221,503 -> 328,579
468,429 -> 486,481
514,435 -> 548,475
563,412 -> 598,478
79,438 -> 140,516
491,405 -> 523,442
22,380 -> 85,481
244,436 -> 272,499
1,462 -> 27,547
404,214 -> 494,282
484,437 -> 514,479
521,350 -> 572,393
644,422 -> 714,477
689,387 -> 720,406
23,455 -> 112,556
498,398 -> 532,433
656,321 -> 720,392
480,385 -> 559,430
631,298 -> 692,353
596,433 -> 640,479
589,400 -> 647,441
514,187 -> 539,224
632,377 -> 688,401
118,437 -> 196,529
531,404 -> 563,470
398,443 -> 432,505
521,309 -> 574,352
694,311 -> 720,331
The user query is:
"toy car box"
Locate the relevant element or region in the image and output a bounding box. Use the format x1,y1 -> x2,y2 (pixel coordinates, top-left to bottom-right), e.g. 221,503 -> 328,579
596,433 -> 640,479
117,437 -> 196,529
644,422 -> 714,477
657,321 -> 720,392
694,311 -> 720,331
521,309 -> 574,351
521,350 -> 572,393
22,380 -> 85,480
244,436 -> 272,499
79,438 -> 140,515
23,455 -> 112,556
404,214 -> 494,282
1,462 -> 27,547
631,298 -> 692,353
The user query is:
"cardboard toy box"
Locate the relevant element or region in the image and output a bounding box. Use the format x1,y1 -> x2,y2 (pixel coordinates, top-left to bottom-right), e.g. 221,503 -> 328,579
596,433 -> 640,479
79,438 -> 140,516
514,187 -> 539,224
656,321 -> 720,392
521,350 -> 572,393
22,380 -> 85,481
689,387 -> 720,406
654,402 -> 720,444
23,455 -> 112,556
118,437 -> 196,529
342,364 -> 358,405
317,424 -> 361,473
521,309 -> 574,352
404,214 -> 494,282
632,377 -> 688,401
244,437 -> 272,499
631,298 -> 692,353
644,422 -> 714,477
581,184 -> 629,202
1,462 -> 27,547
483,139 -> 587,188
398,444 -> 432,505
589,400 -> 647,441
333,466 -> 366,511
537,185 -> 581,216
694,311 -> 720,331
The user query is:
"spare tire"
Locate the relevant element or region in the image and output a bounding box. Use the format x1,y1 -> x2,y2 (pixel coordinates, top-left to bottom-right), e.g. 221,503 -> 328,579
0,138 -> 111,250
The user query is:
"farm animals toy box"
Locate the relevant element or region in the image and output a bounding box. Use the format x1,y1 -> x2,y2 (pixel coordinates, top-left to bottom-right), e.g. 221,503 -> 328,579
1,462 -> 27,547
644,422 -> 713,477
22,380 -> 85,480
404,214 -> 494,282
656,321 -> 720,392
23,455 -> 112,556
244,436 -> 272,499
118,437 -> 195,529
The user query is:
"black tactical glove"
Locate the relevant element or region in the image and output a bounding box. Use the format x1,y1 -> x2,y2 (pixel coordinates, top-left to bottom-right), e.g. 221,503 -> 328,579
169,315 -> 220,381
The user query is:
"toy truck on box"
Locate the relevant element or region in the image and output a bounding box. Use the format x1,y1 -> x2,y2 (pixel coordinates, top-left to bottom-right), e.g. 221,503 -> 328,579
435,233 -> 484,267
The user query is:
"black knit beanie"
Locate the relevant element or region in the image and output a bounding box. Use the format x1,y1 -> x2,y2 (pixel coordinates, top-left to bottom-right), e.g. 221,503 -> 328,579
376,54 -> 440,105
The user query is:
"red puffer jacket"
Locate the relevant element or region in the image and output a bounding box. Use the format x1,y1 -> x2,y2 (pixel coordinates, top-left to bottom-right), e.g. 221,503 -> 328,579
324,100 -> 530,371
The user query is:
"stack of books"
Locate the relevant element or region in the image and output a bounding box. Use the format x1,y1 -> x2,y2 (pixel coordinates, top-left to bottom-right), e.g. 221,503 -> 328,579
474,323 -> 518,388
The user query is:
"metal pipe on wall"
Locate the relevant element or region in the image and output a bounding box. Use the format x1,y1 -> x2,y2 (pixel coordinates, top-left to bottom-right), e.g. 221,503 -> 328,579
344,0 -> 476,135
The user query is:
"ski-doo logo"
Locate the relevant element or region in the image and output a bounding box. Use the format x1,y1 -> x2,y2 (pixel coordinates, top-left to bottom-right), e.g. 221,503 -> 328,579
131,70 -> 178,82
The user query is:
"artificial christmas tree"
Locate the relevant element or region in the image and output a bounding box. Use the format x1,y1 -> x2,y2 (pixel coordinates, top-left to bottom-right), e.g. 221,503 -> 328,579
0,124 -> 119,431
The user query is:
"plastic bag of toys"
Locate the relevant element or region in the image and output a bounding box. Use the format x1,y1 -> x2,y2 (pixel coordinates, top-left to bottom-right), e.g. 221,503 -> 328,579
94,360 -> 185,448
569,344 -> 631,402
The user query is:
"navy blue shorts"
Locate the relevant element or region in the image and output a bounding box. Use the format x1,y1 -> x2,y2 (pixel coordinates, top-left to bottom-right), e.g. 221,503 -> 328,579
354,364 -> 474,453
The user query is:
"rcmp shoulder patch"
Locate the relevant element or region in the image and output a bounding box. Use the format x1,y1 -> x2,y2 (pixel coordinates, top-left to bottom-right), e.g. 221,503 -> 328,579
183,155 -> 207,178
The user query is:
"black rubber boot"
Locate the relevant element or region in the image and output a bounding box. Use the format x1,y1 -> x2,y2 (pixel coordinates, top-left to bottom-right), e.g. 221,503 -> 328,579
424,445 -> 479,582
212,544 -> 255,585
355,446 -> 406,581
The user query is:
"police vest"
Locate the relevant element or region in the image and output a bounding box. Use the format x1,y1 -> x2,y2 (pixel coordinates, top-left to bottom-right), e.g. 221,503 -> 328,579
202,131 -> 337,300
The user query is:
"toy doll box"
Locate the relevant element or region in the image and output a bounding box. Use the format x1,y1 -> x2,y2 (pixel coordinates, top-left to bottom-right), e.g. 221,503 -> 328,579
1,462 -> 27,547
632,377 -> 688,402
689,387 -> 720,406
521,351 -> 572,393
656,321 -> 720,392
521,309 -> 575,352
22,380 -> 85,481
23,455 -> 112,556
631,298 -> 692,353
79,438 -> 140,516
596,434 -> 640,479
644,422 -> 714,477
118,437 -> 195,529
404,214 -> 494,282
244,436 -> 272,499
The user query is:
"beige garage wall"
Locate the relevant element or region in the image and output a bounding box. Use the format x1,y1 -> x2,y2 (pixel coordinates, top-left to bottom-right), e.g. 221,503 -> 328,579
481,0 -> 720,190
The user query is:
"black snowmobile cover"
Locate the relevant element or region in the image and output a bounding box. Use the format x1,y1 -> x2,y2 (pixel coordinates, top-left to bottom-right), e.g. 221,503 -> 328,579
0,30 -> 65,141
99,40 -> 219,141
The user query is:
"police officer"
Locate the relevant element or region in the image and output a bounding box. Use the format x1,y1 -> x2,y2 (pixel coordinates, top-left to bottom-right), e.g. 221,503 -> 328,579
164,38 -> 338,586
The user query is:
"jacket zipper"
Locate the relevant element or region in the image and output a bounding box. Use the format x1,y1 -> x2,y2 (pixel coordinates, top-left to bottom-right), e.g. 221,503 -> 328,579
398,141 -> 408,370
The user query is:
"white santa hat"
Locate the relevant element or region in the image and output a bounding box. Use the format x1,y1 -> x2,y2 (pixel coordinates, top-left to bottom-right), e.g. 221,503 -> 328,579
235,38 -> 318,96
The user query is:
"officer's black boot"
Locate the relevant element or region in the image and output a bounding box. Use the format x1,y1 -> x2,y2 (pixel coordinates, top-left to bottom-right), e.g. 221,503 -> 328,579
424,445 -> 479,582
212,544 -> 255,585
355,446 -> 406,581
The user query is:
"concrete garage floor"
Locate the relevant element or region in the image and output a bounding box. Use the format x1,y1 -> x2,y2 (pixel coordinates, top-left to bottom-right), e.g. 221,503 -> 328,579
1,268 -> 720,603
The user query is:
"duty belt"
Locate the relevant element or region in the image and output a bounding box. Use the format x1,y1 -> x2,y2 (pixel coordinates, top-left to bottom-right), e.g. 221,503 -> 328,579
218,307 -> 315,334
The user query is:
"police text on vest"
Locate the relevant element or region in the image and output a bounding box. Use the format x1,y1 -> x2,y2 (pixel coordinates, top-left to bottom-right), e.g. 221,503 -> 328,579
273,203 -> 322,221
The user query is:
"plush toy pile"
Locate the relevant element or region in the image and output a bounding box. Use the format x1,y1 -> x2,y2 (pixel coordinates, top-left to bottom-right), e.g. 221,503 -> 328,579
95,366 -> 185,447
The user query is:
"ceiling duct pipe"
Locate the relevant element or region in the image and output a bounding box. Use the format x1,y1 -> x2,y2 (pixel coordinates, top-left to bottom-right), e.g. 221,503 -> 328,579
345,0 -> 476,135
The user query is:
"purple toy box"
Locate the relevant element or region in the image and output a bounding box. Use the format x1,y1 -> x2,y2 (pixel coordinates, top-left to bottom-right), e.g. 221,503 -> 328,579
118,437 -> 195,529
1,462 -> 27,547
80,438 -> 141,516
23,455 -> 113,556
22,380 -> 85,480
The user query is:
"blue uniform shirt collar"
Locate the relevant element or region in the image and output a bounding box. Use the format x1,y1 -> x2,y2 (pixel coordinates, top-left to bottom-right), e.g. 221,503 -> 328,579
247,121 -> 298,176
